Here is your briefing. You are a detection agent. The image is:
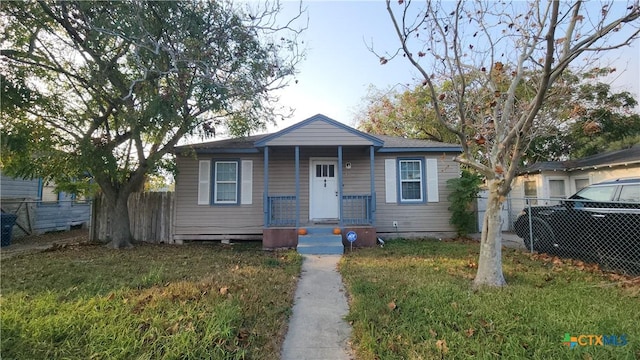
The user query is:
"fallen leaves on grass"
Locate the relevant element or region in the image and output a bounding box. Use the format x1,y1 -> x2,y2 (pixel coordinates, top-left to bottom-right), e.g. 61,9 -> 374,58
387,300 -> 397,311
435,339 -> 449,354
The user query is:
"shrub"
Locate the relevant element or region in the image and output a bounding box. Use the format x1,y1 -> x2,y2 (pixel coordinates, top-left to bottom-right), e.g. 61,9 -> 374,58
447,170 -> 482,236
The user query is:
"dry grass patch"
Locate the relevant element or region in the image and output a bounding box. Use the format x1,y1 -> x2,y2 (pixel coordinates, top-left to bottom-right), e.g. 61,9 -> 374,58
340,239 -> 640,360
1,241 -> 301,359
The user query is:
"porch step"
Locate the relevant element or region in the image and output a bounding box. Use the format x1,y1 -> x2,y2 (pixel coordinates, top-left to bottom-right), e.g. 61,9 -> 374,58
297,233 -> 344,255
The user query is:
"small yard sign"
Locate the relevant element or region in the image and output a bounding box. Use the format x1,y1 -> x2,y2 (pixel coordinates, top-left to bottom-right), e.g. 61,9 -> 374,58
346,231 -> 357,252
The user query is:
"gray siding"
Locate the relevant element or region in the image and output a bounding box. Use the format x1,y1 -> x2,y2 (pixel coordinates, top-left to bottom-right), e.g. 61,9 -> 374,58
32,202 -> 91,233
374,153 -> 459,234
0,175 -> 39,198
174,153 -> 265,238
174,148 -> 460,239
264,121 -> 374,146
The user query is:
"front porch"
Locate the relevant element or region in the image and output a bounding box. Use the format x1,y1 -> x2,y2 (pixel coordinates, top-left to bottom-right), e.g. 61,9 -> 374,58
260,146 -> 378,251
263,192 -> 377,251
254,115 -> 384,251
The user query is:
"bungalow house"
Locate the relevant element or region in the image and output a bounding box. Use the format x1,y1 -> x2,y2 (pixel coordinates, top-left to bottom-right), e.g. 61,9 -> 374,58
0,174 -> 92,238
508,145 -> 640,224
173,114 -> 462,250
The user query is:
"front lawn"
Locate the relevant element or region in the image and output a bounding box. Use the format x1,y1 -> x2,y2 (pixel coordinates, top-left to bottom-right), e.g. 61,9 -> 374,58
1,241 -> 301,359
340,239 -> 640,359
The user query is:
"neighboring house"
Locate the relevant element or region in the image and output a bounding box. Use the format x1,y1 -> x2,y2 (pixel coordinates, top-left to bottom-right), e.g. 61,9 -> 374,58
0,174 -> 91,237
508,145 -> 640,224
173,114 -> 462,248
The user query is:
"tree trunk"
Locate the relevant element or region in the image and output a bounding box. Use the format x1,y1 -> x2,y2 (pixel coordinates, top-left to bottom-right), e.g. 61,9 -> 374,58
473,179 -> 507,288
105,193 -> 133,249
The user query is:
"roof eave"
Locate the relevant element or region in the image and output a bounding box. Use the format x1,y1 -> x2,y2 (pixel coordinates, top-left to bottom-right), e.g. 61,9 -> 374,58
565,159 -> 640,171
174,147 -> 259,155
377,146 -> 463,153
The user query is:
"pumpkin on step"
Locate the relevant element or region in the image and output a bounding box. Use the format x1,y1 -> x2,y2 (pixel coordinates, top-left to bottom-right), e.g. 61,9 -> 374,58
333,227 -> 341,235
298,228 -> 307,235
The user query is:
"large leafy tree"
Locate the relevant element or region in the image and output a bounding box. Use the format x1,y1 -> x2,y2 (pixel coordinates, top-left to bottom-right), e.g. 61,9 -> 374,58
1,1 -> 304,248
526,79 -> 640,163
379,0 -> 639,287
357,69 -> 639,164
355,85 -> 458,143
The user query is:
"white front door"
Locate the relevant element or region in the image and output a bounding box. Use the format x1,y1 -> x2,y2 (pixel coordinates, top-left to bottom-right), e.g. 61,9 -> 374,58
310,159 -> 339,220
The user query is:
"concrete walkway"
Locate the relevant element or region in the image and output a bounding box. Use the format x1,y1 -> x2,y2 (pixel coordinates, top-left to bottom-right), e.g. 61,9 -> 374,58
281,255 -> 353,360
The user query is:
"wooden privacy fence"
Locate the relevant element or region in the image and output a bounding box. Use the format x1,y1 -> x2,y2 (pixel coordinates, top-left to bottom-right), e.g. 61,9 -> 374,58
91,192 -> 174,243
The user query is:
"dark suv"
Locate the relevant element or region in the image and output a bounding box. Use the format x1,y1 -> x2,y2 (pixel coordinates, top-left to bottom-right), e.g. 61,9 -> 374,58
514,178 -> 640,273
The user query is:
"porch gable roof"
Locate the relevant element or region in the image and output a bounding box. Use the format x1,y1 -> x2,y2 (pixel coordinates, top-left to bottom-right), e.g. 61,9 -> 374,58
254,114 -> 384,147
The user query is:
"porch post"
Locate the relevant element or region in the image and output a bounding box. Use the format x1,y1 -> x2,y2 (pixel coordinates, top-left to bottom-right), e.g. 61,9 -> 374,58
295,146 -> 300,228
370,145 -> 376,226
338,145 -> 343,227
263,146 -> 269,227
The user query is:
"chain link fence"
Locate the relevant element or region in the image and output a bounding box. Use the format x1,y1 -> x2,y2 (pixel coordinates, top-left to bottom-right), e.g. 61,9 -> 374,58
512,197 -> 640,276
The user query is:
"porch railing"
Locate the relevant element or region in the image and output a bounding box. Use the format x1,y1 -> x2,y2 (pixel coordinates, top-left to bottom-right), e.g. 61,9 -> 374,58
265,194 -> 373,227
267,195 -> 297,226
342,194 -> 373,225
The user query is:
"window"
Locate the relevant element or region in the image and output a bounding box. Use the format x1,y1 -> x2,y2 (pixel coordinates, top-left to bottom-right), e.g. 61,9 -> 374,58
574,185 -> 616,202
574,178 -> 590,192
618,185 -> 640,202
574,179 -> 589,192
549,179 -> 566,199
73,193 -> 88,204
198,159 -> 252,206
40,181 -> 60,203
399,159 -> 423,202
214,161 -> 238,204
524,180 -> 537,205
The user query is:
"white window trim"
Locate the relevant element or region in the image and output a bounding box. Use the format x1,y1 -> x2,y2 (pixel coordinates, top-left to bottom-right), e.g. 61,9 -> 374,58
40,180 -> 60,204
214,161 -> 239,204
571,176 -> 590,194
546,176 -> 568,200
398,158 -> 424,203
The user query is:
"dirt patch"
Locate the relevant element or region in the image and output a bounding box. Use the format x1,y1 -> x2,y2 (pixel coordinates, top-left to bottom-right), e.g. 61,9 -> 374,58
1,229 -> 91,260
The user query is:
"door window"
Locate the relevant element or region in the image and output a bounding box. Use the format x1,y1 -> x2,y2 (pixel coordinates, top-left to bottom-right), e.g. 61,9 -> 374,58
316,164 -> 335,178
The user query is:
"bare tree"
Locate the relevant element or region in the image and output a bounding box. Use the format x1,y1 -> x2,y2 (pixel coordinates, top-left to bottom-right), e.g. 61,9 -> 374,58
379,0 -> 639,287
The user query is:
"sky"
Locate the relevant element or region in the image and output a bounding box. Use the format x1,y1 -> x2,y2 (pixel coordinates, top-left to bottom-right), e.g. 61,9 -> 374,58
259,1 -> 640,134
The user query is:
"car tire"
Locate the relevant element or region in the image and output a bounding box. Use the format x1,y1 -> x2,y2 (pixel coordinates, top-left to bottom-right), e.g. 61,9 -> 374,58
522,218 -> 556,254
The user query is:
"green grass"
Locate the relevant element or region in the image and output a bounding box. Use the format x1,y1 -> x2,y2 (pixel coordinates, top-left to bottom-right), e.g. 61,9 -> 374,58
340,239 -> 640,360
1,242 -> 302,359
